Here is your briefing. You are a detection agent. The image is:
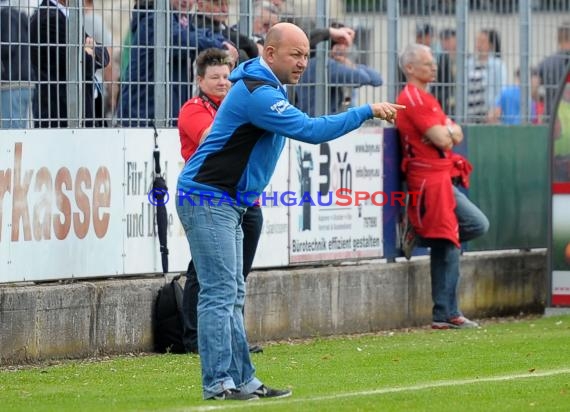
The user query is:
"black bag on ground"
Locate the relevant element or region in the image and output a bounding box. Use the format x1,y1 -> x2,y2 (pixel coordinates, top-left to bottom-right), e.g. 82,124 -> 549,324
154,275 -> 185,353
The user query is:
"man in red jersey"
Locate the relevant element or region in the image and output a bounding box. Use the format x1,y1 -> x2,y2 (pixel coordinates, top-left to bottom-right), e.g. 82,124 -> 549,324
395,43 -> 489,330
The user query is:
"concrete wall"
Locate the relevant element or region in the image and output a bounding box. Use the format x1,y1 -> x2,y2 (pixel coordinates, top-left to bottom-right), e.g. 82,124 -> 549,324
0,251 -> 546,365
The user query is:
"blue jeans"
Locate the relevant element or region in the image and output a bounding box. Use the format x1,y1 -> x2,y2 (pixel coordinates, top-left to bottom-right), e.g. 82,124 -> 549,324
0,87 -> 31,128
182,205 -> 263,353
425,187 -> 489,322
176,195 -> 262,399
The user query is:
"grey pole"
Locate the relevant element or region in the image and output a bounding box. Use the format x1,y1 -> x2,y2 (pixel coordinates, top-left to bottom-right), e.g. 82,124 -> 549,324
314,0 -> 329,116
455,1 -> 468,124
386,0 -> 399,103
519,0 -> 532,123
154,0 -> 169,127
67,0 -> 83,127
238,0 -> 252,37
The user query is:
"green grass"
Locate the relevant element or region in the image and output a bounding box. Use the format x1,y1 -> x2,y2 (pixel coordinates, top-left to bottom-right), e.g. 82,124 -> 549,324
1,316 -> 570,411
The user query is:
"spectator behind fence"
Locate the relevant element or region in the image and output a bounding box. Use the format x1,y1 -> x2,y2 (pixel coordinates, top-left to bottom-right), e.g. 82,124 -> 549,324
194,0 -> 257,64
175,22 -> 404,401
433,28 -> 456,117
398,23 -> 441,89
488,68 -> 541,125
466,29 -> 507,123
279,15 -> 355,59
30,0 -> 109,128
296,24 -> 382,116
83,0 -> 115,126
0,2 -> 34,128
396,43 -> 489,330
273,0 -> 286,10
537,22 -> 570,122
416,22 -> 441,56
177,48 -> 264,355
117,0 -> 230,127
553,82 -> 570,181
235,1 -> 279,54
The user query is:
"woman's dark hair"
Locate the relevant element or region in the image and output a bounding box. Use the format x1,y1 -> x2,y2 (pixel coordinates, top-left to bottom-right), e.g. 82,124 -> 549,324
482,29 -> 501,57
195,48 -> 233,78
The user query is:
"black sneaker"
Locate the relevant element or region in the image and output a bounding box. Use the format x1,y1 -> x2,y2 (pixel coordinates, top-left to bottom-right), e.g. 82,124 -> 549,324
249,344 -> 263,353
253,384 -> 292,399
211,389 -> 259,401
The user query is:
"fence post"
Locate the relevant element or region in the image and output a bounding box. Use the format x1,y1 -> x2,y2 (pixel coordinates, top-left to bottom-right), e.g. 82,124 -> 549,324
154,0 -> 169,127
314,0 -> 329,117
238,0 -> 252,37
455,1 -> 468,124
386,0 -> 399,103
519,0 -> 532,123
67,0 -> 83,127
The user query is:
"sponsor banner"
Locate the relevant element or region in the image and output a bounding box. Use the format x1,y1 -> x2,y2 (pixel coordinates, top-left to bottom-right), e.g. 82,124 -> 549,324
550,73 -> 570,306
552,195 -> 570,273
1,130 -> 123,281
288,128 -> 383,263
123,129 -> 189,275
552,271 -> 570,305
552,182 -> 570,194
252,141 -> 290,268
0,129 -> 293,283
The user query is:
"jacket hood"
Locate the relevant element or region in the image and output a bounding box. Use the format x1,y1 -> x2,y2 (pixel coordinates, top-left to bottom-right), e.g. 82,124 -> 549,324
229,57 -> 280,86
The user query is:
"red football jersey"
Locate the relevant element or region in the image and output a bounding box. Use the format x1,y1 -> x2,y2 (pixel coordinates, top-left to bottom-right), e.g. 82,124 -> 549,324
396,84 -> 451,159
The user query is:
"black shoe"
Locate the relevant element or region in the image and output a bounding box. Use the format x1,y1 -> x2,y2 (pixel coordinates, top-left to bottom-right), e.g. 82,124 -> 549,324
249,344 -> 263,353
184,344 -> 198,354
253,384 -> 292,399
210,389 -> 259,401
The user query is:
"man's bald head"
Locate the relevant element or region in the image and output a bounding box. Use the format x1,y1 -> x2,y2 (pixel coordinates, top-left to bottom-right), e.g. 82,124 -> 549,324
264,22 -> 308,50
261,22 -> 309,85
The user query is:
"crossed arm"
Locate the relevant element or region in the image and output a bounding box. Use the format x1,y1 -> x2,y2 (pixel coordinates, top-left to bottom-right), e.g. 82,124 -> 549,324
424,119 -> 463,150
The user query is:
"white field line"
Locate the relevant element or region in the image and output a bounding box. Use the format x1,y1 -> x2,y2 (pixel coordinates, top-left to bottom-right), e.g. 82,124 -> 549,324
179,368 -> 570,412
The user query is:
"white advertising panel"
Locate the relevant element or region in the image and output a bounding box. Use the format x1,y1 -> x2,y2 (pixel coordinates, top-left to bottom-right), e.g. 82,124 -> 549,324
1,130 -> 123,281
552,194 -> 570,305
0,129 -> 297,282
252,140 -> 290,268
553,271 -> 570,299
288,128 -> 384,263
0,128 -> 384,282
122,129 -> 189,275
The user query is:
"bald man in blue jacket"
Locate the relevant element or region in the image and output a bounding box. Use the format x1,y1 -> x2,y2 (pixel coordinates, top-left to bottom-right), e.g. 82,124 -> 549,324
176,22 -> 404,401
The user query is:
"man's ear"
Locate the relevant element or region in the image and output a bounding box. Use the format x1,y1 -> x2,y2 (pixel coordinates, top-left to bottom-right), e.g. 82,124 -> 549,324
264,45 -> 276,62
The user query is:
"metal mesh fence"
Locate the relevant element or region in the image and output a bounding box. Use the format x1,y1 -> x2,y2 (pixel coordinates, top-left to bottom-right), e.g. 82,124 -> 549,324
0,0 -> 568,129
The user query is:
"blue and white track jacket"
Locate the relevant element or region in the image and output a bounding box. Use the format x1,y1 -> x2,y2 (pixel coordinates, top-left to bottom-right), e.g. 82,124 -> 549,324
177,57 -> 374,206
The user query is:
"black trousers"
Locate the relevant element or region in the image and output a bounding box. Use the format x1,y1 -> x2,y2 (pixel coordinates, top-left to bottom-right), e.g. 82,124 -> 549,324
181,205 -> 263,353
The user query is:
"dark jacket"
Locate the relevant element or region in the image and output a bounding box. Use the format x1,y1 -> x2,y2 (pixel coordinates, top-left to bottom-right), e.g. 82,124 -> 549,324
195,14 -> 258,63
433,52 -> 456,117
0,6 -> 33,83
538,50 -> 570,118
29,0 -> 109,128
118,9 -> 226,127
297,58 -> 383,116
